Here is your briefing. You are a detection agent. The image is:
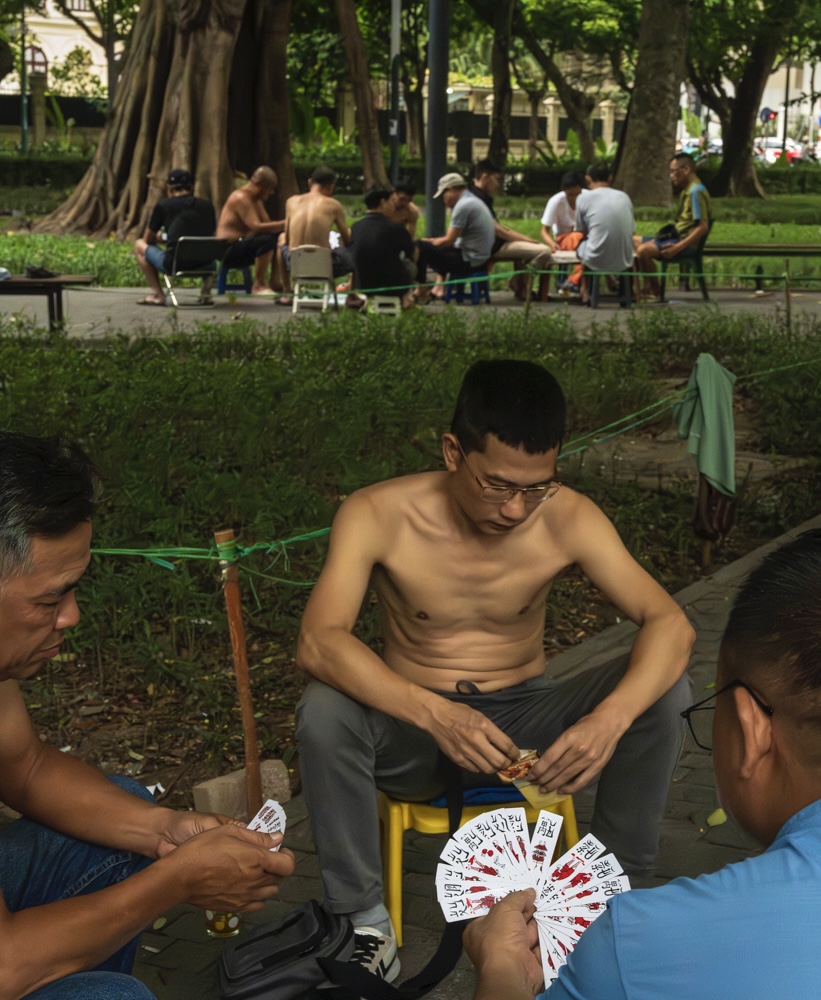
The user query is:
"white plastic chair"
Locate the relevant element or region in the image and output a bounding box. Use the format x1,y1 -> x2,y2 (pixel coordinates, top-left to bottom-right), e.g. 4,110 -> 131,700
289,245 -> 337,315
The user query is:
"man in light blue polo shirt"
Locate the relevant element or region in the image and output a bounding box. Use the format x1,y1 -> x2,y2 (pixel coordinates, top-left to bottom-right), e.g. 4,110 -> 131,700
466,528 -> 821,1000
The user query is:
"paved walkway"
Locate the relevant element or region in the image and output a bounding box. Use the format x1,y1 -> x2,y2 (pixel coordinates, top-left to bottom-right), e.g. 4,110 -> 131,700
2,281 -> 821,336
132,512 -> 821,1000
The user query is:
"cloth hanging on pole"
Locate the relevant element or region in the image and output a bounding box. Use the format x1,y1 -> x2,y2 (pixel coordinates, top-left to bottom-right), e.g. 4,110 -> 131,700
676,352 -> 737,497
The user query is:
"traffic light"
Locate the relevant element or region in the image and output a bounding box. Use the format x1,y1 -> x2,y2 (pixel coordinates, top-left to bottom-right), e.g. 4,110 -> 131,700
759,107 -> 777,123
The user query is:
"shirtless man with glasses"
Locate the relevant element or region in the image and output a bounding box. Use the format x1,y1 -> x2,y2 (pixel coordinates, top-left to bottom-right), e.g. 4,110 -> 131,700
294,359 -> 694,982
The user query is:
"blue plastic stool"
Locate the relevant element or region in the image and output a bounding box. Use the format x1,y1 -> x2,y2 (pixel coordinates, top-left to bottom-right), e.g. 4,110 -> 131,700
217,264 -> 252,295
444,266 -> 491,304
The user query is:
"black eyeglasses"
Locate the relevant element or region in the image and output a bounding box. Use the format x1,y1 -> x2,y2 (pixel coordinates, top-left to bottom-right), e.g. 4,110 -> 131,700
456,442 -> 562,505
680,679 -> 774,752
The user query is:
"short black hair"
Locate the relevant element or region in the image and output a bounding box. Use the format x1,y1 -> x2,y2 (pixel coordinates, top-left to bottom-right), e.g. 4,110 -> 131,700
474,158 -> 502,179
0,431 -> 100,580
451,360 -> 566,455
586,162 -> 611,183
560,171 -> 584,189
394,176 -> 416,197
722,529 -> 821,720
311,165 -> 337,187
671,152 -> 696,171
364,185 -> 394,210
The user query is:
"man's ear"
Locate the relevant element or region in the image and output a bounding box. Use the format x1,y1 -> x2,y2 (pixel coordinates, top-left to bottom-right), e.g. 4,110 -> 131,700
442,433 -> 460,472
734,685 -> 774,780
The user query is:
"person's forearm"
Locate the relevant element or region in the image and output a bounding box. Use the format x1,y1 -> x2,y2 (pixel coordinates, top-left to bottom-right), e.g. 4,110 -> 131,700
596,608 -> 694,723
0,856 -> 192,1000
3,747 -> 172,857
296,626 -> 446,729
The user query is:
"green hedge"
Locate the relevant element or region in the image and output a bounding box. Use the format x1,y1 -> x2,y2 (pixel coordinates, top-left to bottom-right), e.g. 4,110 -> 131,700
3,154 -> 819,204
0,155 -> 91,188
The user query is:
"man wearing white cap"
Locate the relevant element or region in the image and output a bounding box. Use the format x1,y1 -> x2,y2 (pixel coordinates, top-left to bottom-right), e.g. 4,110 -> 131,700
414,172 -> 495,302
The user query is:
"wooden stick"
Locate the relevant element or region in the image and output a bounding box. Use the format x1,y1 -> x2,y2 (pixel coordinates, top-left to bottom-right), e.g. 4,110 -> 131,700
214,528 -> 262,819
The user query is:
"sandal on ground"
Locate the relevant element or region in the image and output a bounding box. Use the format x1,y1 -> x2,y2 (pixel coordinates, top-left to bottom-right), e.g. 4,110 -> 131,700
275,295 -> 293,306
136,297 -> 166,306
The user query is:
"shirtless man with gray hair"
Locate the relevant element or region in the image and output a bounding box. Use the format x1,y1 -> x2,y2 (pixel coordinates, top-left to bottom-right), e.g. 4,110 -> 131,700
216,165 -> 284,294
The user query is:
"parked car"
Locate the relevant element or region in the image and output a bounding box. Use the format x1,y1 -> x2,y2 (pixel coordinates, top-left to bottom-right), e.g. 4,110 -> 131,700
754,136 -> 803,164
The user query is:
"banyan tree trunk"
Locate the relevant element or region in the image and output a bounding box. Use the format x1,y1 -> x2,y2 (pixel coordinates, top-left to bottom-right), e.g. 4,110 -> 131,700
38,0 -> 296,237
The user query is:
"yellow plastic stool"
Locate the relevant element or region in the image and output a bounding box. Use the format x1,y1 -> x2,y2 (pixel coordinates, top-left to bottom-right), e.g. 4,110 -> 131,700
377,790 -> 578,946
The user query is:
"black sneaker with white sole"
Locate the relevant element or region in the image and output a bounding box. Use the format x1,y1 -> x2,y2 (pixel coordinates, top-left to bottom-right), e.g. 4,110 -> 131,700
350,926 -> 400,982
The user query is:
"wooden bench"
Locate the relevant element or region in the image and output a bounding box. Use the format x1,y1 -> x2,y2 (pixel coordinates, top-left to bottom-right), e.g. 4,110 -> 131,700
0,275 -> 95,330
527,243 -> 821,306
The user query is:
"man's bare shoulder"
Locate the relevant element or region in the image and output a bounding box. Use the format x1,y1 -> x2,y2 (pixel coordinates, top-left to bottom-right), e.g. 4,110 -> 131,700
340,472 -> 443,523
326,473 -> 443,568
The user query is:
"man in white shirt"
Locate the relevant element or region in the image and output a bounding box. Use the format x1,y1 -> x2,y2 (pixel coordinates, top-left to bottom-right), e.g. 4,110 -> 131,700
540,172 -> 585,296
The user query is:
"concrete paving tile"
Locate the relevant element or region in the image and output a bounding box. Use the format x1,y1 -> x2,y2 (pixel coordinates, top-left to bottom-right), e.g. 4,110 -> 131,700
295,852 -> 322,877
281,818 -> 315,852
136,939 -> 220,974
275,874 -> 324,904
670,783 -> 719,805
397,924 -> 477,1000
665,799 -> 707,823
702,814 -> 761,852
155,909 -> 214,943
137,932 -> 175,956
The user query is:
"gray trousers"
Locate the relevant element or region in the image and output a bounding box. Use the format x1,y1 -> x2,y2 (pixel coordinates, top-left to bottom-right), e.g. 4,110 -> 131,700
295,660 -> 691,915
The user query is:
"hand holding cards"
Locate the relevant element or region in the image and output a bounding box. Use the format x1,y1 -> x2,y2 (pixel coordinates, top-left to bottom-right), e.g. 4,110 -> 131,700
498,748 -> 569,811
205,799 -> 287,938
435,807 -> 630,988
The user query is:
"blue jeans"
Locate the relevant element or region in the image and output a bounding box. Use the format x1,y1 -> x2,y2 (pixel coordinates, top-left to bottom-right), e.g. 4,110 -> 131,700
0,776 -> 157,1000
144,244 -> 170,274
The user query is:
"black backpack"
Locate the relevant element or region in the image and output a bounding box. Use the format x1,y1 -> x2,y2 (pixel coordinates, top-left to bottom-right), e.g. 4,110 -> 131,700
220,762 -> 468,1000
220,900 -> 355,1000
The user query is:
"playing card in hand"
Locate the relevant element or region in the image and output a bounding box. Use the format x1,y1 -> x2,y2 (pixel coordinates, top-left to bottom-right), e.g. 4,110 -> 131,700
247,799 -> 287,850
435,809 -> 631,987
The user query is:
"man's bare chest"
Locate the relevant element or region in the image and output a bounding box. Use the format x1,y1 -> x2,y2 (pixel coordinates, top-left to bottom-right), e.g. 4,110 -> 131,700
373,534 -> 566,625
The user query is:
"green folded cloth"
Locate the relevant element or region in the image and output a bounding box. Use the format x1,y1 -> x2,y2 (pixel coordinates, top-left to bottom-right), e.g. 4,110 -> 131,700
676,352 -> 737,497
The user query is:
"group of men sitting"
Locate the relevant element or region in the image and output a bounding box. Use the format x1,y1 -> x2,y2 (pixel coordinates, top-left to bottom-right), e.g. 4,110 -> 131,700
3,357 -> 821,999
134,164 -> 359,308
134,153 -> 712,309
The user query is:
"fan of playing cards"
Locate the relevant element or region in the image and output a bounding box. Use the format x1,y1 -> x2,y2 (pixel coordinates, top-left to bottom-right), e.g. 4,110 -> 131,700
436,807 -> 631,988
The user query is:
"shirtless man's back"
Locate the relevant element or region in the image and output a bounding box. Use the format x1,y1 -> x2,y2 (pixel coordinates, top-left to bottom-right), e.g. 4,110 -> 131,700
283,166 -> 353,284
294,359 -> 694,981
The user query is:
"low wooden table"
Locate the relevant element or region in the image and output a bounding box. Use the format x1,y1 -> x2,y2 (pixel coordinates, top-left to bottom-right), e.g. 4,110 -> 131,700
0,275 -> 95,330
